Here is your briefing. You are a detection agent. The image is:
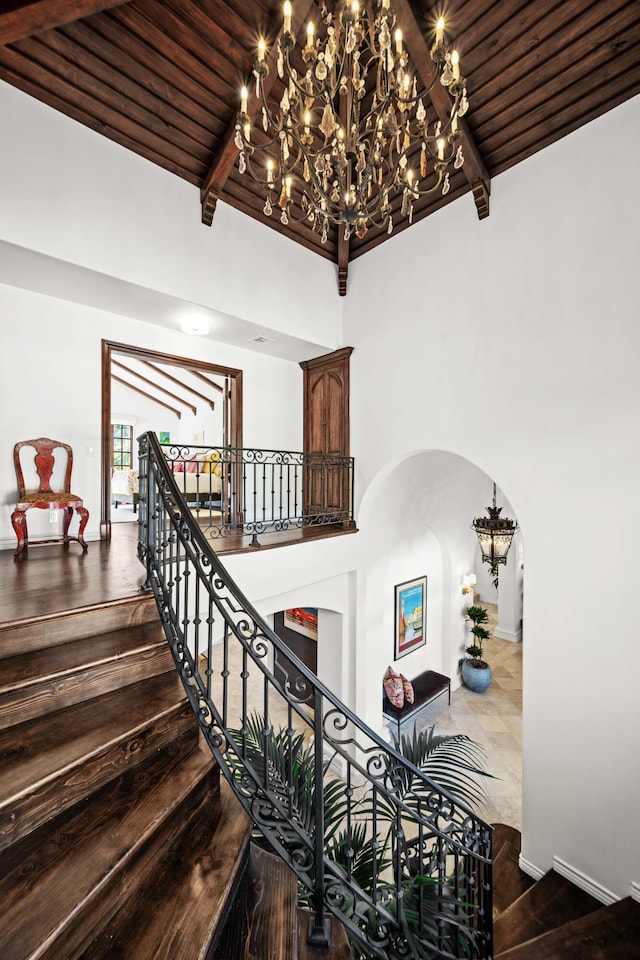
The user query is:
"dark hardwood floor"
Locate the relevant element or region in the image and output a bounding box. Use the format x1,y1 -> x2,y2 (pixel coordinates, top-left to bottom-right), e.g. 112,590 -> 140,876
1,520 -> 357,625
1,525 -> 145,623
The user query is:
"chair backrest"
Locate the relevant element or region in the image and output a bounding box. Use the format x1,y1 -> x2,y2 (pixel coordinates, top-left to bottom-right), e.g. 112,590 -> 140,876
13,438 -> 73,498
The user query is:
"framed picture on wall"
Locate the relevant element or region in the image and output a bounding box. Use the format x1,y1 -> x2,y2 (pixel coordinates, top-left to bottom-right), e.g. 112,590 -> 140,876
394,576 -> 427,659
284,607 -> 318,641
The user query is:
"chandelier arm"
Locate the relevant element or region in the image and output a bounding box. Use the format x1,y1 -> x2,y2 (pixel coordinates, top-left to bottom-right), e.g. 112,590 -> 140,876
281,48 -> 341,108
237,4 -> 471,233
254,74 -> 288,136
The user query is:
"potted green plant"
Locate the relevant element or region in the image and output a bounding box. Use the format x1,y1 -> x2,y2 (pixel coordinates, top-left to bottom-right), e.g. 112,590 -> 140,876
461,604 -> 492,693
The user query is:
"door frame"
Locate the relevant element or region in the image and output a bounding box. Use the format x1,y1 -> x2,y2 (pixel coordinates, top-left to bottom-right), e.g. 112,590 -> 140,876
101,339 -> 243,539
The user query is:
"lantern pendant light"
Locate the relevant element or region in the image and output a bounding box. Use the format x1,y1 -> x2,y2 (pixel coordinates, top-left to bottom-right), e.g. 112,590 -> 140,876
472,483 -> 518,585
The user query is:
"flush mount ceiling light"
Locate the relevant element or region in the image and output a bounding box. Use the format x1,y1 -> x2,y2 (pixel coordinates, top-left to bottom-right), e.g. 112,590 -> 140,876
235,1 -> 468,243
472,483 -> 519,585
180,315 -> 210,336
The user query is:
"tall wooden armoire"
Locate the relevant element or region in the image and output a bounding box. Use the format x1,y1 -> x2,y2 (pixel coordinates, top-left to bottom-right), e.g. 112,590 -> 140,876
299,347 -> 353,522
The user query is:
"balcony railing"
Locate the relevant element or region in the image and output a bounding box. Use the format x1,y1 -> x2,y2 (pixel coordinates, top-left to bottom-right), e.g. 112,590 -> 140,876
138,431 -> 493,959
160,442 -> 354,546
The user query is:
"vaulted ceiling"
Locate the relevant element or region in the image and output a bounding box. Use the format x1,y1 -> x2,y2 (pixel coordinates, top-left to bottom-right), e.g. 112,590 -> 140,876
2,1 -> 639,295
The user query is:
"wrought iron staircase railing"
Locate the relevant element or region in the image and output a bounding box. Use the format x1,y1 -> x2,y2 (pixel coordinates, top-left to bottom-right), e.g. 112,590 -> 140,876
160,441 -> 355,546
137,431 -> 493,959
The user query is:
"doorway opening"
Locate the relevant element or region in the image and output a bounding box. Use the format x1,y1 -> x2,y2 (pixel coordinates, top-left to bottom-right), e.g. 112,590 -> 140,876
101,339 -> 243,539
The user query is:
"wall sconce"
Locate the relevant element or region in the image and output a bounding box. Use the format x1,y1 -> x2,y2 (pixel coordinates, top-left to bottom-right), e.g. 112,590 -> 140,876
461,574 -> 476,596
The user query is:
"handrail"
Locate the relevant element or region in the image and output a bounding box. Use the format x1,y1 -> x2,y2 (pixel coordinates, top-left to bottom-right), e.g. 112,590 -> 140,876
159,441 -> 355,546
137,431 -> 493,959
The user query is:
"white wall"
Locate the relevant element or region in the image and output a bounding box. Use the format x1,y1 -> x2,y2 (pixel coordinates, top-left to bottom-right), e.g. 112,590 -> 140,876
353,452 -> 504,735
1,70 -> 638,903
0,80 -> 343,349
0,283 -> 303,547
345,96 -> 640,899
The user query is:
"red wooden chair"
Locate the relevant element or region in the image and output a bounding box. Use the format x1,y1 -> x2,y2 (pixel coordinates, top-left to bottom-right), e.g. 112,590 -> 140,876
11,438 -> 89,558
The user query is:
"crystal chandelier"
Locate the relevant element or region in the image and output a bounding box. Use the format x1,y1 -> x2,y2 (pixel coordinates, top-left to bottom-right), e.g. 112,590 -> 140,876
235,1 -> 469,243
472,484 -> 519,584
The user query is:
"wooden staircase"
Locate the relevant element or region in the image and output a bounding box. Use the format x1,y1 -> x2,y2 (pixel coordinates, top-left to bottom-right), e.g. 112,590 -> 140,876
2,588 -> 637,960
492,823 -> 640,958
0,593 -> 351,960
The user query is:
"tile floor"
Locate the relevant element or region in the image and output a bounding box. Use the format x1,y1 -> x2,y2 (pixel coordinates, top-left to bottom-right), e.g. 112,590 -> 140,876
411,602 -> 523,830
202,600 -> 522,832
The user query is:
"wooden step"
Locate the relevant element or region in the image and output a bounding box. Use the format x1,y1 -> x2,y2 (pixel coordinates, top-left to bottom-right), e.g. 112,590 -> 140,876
494,869 -> 603,955
297,910 -> 354,960
212,844 -> 299,960
493,840 -> 535,919
496,896 -> 640,959
0,593 -> 158,657
0,620 -> 173,731
492,822 -> 522,854
0,744 -> 218,960
79,779 -> 252,960
0,671 -> 194,853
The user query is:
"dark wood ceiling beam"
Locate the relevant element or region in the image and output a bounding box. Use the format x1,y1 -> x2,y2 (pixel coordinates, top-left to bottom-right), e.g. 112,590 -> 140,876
112,359 -> 198,414
392,0 -> 491,220
0,0 -> 130,46
200,0 -> 316,225
338,229 -> 349,297
143,362 -> 216,410
112,374 -> 182,419
185,369 -> 225,392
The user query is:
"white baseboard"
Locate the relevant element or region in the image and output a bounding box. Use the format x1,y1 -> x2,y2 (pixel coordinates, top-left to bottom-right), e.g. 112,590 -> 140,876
631,881 -> 640,903
0,530 -> 102,552
553,856 -> 618,906
518,855 -> 545,882
493,627 -> 522,642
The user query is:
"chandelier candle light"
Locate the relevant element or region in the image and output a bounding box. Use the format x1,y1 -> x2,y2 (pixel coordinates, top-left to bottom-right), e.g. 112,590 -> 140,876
235,1 -> 469,243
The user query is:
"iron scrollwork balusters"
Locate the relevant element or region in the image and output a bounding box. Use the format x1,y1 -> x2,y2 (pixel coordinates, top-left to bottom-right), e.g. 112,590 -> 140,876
137,431 -> 493,959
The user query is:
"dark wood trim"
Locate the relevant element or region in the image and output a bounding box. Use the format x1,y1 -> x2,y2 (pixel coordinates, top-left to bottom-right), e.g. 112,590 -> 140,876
200,0 -> 316,224
101,340 -> 244,537
100,339 -> 112,541
298,346 -> 354,374
0,0 -> 131,46
112,373 -> 183,419
392,0 -> 491,220
184,368 -> 225,393
141,361 -> 216,409
112,359 -> 198,415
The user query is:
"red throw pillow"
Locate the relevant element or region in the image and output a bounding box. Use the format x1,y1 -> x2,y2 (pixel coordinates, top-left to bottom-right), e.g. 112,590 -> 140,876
400,674 -> 414,705
383,665 -> 404,708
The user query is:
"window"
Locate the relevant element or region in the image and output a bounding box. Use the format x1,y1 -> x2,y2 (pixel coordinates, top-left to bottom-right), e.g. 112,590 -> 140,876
112,423 -> 133,470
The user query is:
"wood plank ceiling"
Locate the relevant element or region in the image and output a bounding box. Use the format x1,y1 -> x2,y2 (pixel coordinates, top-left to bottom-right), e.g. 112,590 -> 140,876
1,1 -> 639,295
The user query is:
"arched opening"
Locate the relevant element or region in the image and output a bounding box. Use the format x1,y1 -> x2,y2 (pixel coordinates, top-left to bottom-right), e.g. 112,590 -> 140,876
355,449 -> 524,829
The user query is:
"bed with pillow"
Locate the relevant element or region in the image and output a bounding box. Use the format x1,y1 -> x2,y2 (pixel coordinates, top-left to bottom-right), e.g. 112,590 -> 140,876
111,469 -> 139,511
168,450 -> 223,504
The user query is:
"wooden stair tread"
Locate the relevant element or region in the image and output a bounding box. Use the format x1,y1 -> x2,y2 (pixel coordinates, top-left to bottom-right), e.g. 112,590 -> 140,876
496,896 -> 640,959
0,620 -> 168,687
493,840 -> 535,919
0,672 -> 193,851
0,593 -> 158,656
81,779 -> 252,960
0,745 -> 217,960
492,822 -> 522,854
297,910 -> 354,960
494,869 -> 604,955
0,621 -> 173,730
212,844 -> 299,960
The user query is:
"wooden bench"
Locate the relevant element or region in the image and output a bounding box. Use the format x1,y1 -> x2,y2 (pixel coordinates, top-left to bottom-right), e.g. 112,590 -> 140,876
382,669 -> 451,741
